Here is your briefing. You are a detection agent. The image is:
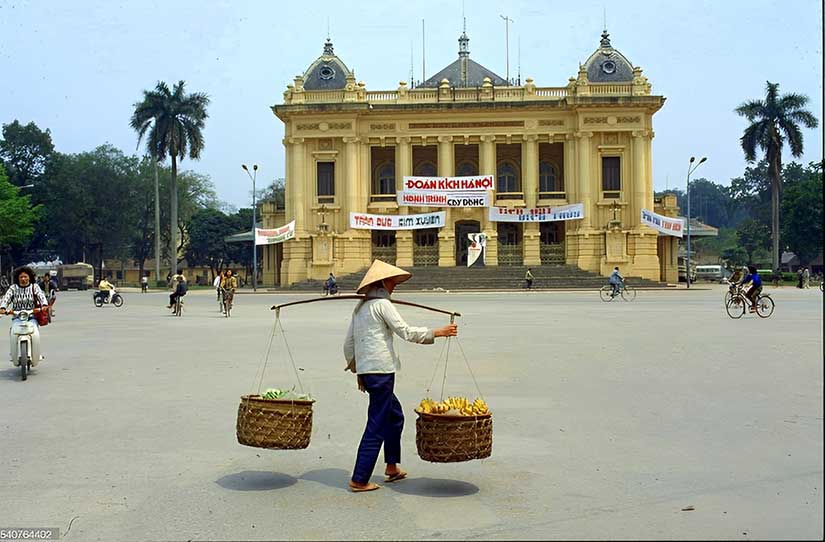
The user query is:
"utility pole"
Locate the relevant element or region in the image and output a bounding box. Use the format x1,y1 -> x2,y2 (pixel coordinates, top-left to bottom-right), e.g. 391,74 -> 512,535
500,15 -> 513,83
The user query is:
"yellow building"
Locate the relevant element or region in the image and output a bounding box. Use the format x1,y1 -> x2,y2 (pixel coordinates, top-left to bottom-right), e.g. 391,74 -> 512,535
269,29 -> 677,286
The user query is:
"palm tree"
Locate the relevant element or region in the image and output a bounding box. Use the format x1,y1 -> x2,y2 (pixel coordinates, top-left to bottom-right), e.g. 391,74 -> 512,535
130,80 -> 210,277
735,81 -> 818,273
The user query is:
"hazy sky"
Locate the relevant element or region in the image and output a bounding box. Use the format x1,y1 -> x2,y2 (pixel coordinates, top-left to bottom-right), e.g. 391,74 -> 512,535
2,0 -> 822,209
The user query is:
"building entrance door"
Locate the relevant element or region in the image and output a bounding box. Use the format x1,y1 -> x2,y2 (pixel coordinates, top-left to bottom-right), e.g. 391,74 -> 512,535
455,221 -> 481,266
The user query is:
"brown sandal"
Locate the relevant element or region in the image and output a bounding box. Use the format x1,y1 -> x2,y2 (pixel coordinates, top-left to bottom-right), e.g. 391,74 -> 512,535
349,482 -> 380,492
384,471 -> 407,483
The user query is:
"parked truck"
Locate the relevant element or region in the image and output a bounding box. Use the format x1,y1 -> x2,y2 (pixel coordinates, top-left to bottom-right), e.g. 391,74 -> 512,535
58,263 -> 94,290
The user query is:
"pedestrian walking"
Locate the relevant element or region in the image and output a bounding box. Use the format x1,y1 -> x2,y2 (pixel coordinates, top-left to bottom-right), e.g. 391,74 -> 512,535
797,267 -> 804,288
524,268 -> 534,289
802,267 -> 810,288
343,260 -> 457,493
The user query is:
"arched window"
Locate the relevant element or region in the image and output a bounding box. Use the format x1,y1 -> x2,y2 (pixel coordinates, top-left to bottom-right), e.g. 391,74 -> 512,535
456,161 -> 478,177
497,161 -> 520,193
414,161 -> 437,177
539,161 -> 560,193
374,162 -> 395,194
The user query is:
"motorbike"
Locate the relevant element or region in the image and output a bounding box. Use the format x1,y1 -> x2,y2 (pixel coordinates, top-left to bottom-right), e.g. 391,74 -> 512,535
4,310 -> 41,381
93,290 -> 124,308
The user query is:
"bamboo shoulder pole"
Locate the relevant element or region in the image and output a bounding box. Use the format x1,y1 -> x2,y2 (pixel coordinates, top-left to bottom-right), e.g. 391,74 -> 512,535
271,295 -> 460,318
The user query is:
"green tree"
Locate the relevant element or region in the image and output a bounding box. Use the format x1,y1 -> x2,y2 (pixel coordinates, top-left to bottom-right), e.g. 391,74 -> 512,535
0,120 -> 55,187
39,146 -> 142,277
185,208 -> 235,279
735,81 -> 819,273
258,177 -> 286,210
736,218 -> 771,263
781,161 -> 824,265
0,164 -> 41,259
130,80 -> 210,277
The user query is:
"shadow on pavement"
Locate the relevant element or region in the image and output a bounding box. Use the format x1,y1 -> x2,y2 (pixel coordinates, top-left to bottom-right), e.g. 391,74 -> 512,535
385,477 -> 479,498
0,366 -> 30,381
299,467 -> 355,491
215,470 -> 298,491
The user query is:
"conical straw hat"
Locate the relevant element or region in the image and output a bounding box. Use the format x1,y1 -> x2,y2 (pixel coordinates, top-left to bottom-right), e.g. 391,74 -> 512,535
356,259 -> 412,294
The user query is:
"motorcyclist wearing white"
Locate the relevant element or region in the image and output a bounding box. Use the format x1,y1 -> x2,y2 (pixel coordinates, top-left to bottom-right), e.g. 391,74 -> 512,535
98,276 -> 116,303
0,266 -> 48,365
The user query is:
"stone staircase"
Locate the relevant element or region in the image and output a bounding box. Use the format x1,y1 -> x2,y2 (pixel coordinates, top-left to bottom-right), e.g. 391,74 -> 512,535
282,264 -> 669,292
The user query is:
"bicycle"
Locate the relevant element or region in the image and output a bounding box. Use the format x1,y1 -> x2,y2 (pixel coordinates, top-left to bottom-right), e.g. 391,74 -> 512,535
173,295 -> 184,317
725,288 -> 774,319
599,282 -> 636,302
223,289 -> 234,318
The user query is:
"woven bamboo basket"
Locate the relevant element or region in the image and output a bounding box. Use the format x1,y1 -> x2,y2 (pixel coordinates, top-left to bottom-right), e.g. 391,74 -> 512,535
236,395 -> 314,450
415,410 -> 493,463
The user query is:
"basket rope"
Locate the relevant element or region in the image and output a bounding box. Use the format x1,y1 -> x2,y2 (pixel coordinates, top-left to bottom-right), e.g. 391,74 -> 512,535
253,309 -> 305,396
424,314 -> 485,402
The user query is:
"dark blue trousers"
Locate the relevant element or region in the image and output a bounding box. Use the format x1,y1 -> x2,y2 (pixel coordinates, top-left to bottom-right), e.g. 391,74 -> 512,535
352,373 -> 404,484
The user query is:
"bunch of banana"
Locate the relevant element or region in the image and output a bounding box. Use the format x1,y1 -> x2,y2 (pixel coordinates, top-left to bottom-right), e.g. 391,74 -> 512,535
418,398 -> 449,414
418,396 -> 490,416
462,397 -> 490,416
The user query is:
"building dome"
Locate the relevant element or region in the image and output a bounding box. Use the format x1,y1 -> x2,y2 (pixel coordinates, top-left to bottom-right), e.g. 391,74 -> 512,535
581,30 -> 634,83
301,39 -> 354,90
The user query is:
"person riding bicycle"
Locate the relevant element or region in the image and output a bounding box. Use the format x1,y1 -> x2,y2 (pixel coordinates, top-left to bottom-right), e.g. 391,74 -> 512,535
741,265 -> 763,313
608,267 -> 624,297
140,274 -> 149,293
213,271 -> 224,311
167,275 -> 188,311
324,273 -> 338,296
221,269 -> 238,310
98,276 -> 116,304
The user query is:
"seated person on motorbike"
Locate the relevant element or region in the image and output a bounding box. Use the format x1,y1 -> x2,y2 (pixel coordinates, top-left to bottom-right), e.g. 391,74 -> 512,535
167,275 -> 188,310
608,267 -> 624,297
741,265 -> 762,312
221,269 -> 238,304
324,273 -> 337,295
98,276 -> 115,303
0,266 -> 49,363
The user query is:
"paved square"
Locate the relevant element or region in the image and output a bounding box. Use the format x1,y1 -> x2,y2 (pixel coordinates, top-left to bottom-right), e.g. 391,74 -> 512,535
1,286 -> 822,541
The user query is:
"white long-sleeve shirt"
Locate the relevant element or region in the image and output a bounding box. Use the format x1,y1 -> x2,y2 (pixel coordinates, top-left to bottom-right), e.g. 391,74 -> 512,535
343,286 -> 434,374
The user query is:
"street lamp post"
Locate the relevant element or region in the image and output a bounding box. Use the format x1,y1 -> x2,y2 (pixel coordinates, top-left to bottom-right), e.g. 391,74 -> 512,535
242,164 -> 258,292
685,156 -> 707,289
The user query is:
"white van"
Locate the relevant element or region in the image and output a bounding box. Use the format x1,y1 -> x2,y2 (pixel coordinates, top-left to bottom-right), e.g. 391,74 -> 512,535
695,264 -> 729,283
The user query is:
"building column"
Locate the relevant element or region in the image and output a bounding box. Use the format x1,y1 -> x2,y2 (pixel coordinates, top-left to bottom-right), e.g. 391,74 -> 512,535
479,135 -> 498,265
562,134 -> 577,264
632,130 -> 647,229
343,137 -> 362,219
522,134 -> 541,266
395,136 -> 413,267
437,135 -> 455,267
290,137 -> 307,234
283,137 -> 309,284
575,131 -> 594,229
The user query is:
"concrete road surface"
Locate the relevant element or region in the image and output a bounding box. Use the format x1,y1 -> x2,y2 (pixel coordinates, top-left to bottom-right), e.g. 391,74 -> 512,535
0,286 -> 822,541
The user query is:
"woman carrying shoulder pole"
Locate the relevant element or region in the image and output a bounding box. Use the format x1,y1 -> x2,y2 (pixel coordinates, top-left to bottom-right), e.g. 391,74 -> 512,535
343,260 -> 457,493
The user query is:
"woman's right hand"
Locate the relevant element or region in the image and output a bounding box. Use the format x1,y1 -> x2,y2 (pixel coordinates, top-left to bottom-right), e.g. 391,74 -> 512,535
434,323 -> 458,337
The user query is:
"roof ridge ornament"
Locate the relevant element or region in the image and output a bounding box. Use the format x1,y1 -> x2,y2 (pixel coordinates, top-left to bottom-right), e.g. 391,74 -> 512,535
600,29 -> 611,49
323,38 -> 334,56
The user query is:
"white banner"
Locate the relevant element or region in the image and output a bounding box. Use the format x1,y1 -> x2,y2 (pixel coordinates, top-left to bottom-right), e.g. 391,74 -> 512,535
403,175 -> 494,192
467,233 -> 487,267
350,211 -> 446,230
488,203 -> 584,223
397,190 -> 489,208
255,221 -> 295,245
641,209 -> 684,237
